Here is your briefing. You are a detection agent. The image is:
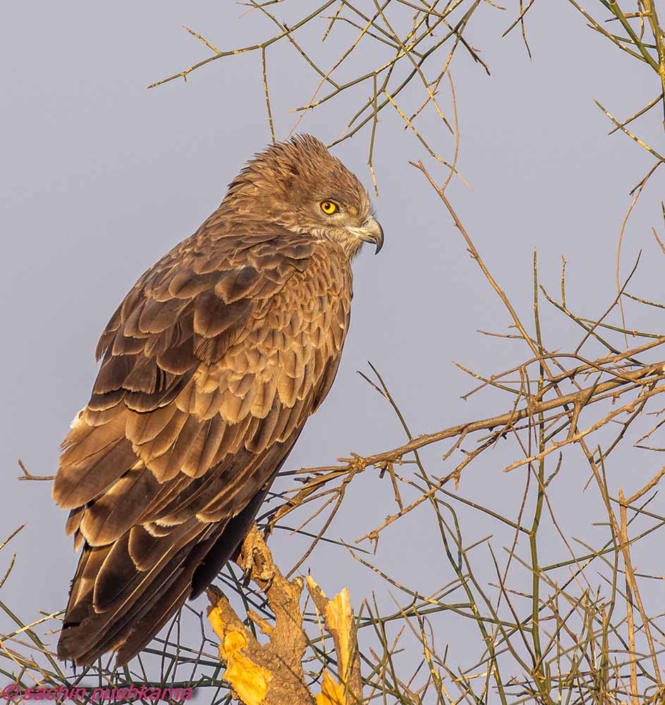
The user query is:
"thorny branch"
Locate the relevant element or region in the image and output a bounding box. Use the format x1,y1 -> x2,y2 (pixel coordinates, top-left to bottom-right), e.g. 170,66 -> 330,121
207,526 -> 362,705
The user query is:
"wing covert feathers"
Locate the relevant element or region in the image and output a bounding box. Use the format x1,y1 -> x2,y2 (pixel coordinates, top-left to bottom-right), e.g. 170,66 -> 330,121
54,224 -> 352,667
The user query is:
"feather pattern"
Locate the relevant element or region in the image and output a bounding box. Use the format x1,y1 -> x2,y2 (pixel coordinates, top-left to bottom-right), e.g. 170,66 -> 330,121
53,134 -> 382,667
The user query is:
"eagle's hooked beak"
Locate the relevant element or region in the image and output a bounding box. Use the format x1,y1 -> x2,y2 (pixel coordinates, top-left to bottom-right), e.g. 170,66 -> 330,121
347,216 -> 384,254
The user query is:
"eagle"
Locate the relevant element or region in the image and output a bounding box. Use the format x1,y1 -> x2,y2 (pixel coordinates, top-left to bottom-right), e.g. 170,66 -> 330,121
52,135 -> 383,667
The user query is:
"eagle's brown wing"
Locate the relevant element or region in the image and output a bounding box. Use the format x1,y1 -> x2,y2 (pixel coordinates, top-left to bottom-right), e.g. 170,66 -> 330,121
53,222 -> 352,666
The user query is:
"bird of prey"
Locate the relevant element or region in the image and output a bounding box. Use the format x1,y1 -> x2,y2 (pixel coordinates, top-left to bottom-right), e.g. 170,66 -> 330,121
52,135 -> 383,667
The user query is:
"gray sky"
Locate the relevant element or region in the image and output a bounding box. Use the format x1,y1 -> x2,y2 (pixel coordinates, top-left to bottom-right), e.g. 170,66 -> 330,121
2,0 -> 664,691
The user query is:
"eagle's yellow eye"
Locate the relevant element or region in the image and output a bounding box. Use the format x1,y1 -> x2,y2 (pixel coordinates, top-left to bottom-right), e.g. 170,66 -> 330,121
320,201 -> 338,215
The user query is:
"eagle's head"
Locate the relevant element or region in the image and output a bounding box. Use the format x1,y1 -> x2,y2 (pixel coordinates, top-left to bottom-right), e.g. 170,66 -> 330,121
222,134 -> 384,257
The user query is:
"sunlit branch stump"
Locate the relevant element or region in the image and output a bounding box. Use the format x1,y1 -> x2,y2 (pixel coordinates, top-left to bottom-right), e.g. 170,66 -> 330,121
207,525 -> 362,705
